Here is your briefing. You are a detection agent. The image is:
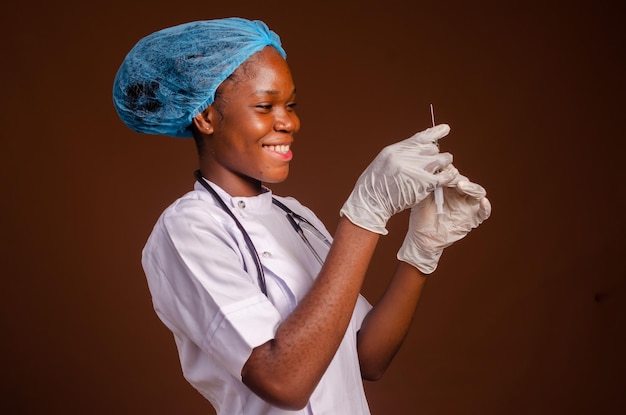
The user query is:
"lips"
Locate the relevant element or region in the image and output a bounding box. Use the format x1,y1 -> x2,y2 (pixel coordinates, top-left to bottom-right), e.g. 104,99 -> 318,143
263,144 -> 290,154
262,142 -> 293,161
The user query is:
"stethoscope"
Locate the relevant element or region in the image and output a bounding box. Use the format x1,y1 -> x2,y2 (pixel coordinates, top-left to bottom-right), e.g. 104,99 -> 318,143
194,170 -> 331,296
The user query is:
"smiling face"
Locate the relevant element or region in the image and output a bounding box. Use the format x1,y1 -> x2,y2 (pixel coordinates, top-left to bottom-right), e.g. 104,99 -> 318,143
194,46 -> 300,197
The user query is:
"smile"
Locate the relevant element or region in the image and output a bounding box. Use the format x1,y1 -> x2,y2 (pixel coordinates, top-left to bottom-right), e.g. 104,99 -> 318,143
263,144 -> 290,155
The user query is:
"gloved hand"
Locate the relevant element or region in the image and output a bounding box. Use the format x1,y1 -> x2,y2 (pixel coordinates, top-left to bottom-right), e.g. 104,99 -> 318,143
340,124 -> 456,235
397,172 -> 492,274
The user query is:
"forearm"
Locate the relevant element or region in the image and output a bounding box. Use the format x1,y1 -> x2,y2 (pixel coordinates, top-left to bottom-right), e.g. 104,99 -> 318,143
357,261 -> 427,380
242,217 -> 379,409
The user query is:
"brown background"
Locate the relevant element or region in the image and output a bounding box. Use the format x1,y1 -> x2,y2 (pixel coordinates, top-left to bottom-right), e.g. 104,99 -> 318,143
2,0 -> 624,414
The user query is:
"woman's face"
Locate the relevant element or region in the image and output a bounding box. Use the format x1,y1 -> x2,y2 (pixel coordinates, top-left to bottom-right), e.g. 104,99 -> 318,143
200,46 -> 300,197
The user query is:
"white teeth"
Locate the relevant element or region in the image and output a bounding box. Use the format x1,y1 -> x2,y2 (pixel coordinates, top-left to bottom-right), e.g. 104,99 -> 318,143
265,144 -> 290,154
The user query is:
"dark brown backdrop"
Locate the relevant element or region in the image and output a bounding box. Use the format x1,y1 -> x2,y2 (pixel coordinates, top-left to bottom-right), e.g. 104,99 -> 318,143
2,1 -> 624,414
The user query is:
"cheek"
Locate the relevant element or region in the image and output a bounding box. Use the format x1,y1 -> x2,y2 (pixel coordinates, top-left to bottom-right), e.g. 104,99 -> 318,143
251,118 -> 274,134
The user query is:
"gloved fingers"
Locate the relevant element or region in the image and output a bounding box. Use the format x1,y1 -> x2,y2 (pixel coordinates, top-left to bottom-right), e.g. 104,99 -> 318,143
380,140 -> 438,159
391,139 -> 439,156
415,143 -> 440,156
424,152 -> 454,174
407,124 -> 451,145
434,164 -> 459,187
478,197 -> 492,222
444,167 -> 469,187
455,179 -> 487,200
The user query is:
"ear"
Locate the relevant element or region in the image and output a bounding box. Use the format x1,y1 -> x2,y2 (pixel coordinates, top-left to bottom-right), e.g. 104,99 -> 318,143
192,106 -> 215,134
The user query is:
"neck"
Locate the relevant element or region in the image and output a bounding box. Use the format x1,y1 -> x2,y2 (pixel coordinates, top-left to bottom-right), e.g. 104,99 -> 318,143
198,167 -> 263,197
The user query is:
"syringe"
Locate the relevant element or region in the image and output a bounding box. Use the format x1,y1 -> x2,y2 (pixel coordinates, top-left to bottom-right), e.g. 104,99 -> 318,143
430,104 -> 445,215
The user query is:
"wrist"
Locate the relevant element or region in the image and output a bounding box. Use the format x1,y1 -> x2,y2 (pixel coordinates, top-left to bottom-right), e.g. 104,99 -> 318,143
396,240 -> 443,275
339,207 -> 389,235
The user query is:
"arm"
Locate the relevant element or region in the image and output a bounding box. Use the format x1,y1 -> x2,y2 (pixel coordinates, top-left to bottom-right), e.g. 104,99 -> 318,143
358,170 -> 493,380
242,131 -> 491,409
242,217 -> 379,410
357,262 -> 427,380
242,125 -> 455,410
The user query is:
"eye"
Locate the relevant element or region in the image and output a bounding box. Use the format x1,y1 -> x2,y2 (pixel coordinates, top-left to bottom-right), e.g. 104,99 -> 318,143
256,104 -> 272,111
287,102 -> 297,111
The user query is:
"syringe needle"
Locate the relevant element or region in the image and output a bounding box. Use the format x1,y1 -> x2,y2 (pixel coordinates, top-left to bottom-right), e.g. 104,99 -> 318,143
430,103 -> 436,130
430,104 -> 445,215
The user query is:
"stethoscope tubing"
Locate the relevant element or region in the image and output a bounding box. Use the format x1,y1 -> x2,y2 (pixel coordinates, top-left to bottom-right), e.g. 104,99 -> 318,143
194,170 -> 330,297
194,170 -> 268,295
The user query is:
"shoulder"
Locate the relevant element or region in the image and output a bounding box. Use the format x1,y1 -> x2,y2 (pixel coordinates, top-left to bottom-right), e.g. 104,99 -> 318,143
147,189 -> 238,247
159,189 -> 227,224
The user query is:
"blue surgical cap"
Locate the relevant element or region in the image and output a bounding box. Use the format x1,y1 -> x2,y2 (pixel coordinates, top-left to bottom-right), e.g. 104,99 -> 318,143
112,18 -> 286,138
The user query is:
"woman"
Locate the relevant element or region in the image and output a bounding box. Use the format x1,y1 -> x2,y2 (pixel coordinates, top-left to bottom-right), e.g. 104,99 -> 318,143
113,18 -> 490,414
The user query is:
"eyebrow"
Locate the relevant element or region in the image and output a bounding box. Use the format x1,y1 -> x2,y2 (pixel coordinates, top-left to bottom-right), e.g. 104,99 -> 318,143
251,88 -> 297,97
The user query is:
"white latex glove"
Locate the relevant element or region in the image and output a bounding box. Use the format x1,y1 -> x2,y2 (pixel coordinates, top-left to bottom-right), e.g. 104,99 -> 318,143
340,124 -> 456,235
397,172 -> 492,274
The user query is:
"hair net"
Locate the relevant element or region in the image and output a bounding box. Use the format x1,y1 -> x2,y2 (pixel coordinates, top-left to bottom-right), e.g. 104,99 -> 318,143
112,18 -> 286,138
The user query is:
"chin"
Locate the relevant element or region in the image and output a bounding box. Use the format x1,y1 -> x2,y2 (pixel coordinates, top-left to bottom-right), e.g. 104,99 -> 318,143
264,176 -> 289,184
261,167 -> 290,184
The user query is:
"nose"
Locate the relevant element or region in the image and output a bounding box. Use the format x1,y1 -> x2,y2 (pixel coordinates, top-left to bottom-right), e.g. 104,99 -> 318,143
274,108 -> 300,133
